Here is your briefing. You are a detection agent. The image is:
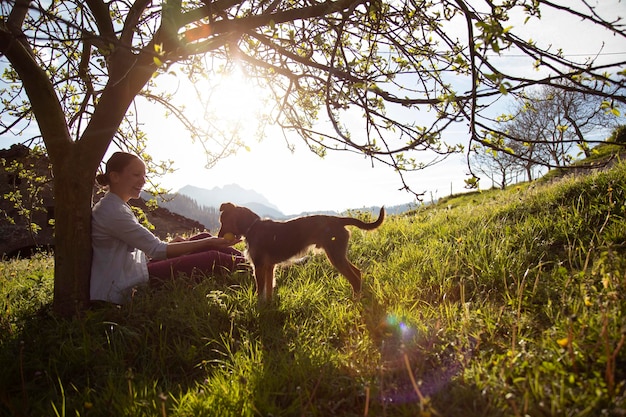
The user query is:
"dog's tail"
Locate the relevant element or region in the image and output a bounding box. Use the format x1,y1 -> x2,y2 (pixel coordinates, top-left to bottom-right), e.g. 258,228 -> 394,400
343,207 -> 385,230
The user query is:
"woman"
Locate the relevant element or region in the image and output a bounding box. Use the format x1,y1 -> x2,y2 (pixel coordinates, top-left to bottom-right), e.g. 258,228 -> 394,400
90,151 -> 246,305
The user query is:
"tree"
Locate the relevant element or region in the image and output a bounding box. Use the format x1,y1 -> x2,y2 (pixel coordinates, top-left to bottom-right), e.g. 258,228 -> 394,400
503,82 -> 620,169
471,132 -> 524,190
1,0 -> 624,317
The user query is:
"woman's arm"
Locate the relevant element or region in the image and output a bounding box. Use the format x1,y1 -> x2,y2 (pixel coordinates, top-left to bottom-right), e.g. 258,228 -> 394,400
165,236 -> 240,258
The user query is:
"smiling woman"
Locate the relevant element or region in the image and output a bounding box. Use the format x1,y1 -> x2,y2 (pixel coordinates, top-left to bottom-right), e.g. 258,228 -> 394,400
90,152 -> 247,305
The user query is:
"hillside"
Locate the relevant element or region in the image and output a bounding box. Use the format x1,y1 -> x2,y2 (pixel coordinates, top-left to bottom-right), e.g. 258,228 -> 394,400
140,191 -> 222,231
1,160 -> 625,416
127,196 -> 206,239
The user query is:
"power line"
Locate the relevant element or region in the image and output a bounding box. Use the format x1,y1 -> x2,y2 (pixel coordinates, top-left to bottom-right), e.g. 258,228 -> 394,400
489,51 -> 626,58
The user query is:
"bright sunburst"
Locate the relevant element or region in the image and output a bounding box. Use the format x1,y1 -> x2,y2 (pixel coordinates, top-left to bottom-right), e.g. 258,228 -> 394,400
203,68 -> 267,138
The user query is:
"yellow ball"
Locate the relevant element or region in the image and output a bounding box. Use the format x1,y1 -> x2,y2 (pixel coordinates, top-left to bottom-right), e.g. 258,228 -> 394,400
223,232 -> 236,242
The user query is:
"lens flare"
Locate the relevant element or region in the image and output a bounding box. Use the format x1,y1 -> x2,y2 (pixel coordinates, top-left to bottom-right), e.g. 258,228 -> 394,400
383,313 -> 412,338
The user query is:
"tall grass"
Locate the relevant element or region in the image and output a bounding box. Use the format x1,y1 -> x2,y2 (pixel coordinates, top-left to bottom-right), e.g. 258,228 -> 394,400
1,163 -> 625,416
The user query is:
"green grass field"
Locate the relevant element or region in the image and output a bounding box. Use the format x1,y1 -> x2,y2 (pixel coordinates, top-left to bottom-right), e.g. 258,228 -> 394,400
1,161 -> 625,416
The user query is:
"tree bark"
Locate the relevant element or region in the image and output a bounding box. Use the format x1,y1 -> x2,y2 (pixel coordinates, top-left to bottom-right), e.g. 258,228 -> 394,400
49,55 -> 155,317
51,146 -> 96,316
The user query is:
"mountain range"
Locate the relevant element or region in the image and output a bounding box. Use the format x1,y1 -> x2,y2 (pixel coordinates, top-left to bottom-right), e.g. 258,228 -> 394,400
177,184 -> 285,218
143,184 -> 416,232
176,183 -> 415,217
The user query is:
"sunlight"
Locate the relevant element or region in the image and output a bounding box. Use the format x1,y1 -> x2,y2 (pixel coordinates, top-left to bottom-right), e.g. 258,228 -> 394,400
143,65 -> 272,172
202,68 -> 267,140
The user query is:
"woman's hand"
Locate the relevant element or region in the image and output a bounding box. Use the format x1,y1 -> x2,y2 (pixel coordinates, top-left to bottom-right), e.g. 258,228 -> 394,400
212,236 -> 242,247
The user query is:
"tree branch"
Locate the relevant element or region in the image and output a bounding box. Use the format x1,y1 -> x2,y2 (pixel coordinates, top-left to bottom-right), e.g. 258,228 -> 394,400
0,12 -> 72,163
121,0 -> 153,45
84,0 -> 115,41
180,0 -> 368,44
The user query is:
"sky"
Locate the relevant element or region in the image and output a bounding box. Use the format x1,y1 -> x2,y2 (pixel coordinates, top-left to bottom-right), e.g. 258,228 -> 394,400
145,120 -> 471,214
137,1 -> 626,215
137,65 -> 477,214
3,1 -> 625,215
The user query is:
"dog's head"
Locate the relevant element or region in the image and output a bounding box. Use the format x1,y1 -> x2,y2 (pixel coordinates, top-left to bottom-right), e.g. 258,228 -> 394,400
218,202 -> 261,239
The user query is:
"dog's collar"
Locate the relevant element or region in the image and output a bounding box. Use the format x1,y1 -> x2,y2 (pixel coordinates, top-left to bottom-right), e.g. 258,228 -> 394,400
244,218 -> 260,236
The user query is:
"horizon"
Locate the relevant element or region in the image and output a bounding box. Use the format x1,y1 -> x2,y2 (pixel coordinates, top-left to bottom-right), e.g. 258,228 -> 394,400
169,182 -> 421,217
150,132 -> 472,215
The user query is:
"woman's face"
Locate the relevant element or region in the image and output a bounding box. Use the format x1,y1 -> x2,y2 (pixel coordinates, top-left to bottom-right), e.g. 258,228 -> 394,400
110,158 -> 146,201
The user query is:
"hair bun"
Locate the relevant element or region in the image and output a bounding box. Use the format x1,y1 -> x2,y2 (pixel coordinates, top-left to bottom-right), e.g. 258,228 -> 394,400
95,173 -> 110,186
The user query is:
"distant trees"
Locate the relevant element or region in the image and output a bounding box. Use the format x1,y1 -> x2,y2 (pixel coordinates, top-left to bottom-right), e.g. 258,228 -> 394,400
471,82 -> 621,188
471,137 -> 520,190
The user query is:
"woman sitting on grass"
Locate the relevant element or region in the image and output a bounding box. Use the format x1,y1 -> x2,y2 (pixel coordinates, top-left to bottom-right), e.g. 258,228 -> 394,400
90,151 -> 246,305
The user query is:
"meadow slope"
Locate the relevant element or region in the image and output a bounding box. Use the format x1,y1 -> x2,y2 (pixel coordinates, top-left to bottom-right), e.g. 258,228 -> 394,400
1,161 -> 625,416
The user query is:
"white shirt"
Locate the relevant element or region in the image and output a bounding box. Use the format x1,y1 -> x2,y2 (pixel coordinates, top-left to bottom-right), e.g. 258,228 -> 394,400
90,192 -> 168,304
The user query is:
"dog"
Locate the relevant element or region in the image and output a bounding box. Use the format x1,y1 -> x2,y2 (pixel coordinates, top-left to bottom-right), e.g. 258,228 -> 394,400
218,202 -> 385,302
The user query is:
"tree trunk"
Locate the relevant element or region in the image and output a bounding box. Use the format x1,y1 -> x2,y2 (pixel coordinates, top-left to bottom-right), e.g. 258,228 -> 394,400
48,65 -> 154,317
51,146 -> 96,317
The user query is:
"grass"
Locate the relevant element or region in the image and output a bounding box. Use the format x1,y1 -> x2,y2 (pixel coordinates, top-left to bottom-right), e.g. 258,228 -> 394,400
1,162 -> 625,416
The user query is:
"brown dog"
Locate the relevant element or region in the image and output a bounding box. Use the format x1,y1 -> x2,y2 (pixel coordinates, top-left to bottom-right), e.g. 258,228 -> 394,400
218,202 -> 385,302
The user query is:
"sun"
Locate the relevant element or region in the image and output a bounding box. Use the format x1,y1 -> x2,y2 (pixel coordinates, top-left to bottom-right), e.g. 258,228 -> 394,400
143,64 -> 270,171
203,69 -> 266,136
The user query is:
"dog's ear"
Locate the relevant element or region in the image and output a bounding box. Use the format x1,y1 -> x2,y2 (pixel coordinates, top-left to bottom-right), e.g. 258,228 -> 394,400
220,202 -> 235,212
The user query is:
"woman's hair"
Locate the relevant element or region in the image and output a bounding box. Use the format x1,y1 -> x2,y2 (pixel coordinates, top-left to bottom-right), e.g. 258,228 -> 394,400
95,152 -> 142,187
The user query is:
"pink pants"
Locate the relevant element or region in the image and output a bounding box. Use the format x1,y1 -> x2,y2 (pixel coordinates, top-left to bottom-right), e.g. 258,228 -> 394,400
147,232 -> 247,282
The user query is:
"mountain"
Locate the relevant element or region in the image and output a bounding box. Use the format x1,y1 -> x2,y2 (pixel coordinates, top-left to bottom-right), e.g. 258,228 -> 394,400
170,184 -> 421,222
176,184 -> 284,218
239,201 -> 284,219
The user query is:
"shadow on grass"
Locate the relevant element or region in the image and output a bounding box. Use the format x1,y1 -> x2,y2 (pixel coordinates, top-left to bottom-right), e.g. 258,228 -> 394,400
242,282 -> 497,417
2,271 -> 500,417
358,291 -> 498,416
0,270 -> 249,417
